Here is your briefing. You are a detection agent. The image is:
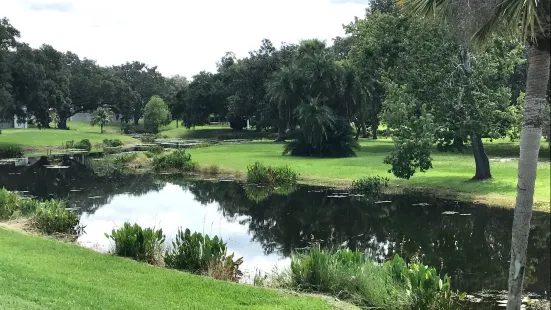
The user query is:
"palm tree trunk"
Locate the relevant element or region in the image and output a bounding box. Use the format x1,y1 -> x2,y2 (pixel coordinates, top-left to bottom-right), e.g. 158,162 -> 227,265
507,43 -> 550,310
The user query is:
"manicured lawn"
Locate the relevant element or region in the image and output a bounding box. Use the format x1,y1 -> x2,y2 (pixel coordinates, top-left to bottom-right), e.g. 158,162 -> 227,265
0,228 -> 332,310
187,139 -> 550,209
0,126 -> 137,150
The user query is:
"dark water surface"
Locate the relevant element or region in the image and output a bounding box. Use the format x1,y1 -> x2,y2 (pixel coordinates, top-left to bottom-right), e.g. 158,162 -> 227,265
1,155 -> 549,297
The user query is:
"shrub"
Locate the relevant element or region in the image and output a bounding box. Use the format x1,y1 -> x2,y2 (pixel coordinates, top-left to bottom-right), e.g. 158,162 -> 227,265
15,199 -> 40,217
146,145 -> 164,154
385,255 -> 461,310
140,135 -> 157,143
112,153 -> 138,167
289,246 -> 411,309
246,161 -> 297,186
283,119 -> 360,158
0,145 -> 24,159
105,222 -> 165,265
65,139 -> 92,151
33,200 -> 81,235
143,95 -> 171,133
152,150 -> 196,171
350,176 -> 390,198
103,139 -> 123,147
165,228 -> 243,282
0,188 -> 20,219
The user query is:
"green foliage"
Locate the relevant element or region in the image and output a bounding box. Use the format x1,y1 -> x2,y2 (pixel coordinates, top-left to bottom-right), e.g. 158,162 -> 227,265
165,228 -> 242,281
385,255 -> 460,310
90,107 -> 114,134
0,188 -> 20,219
289,246 -> 412,309
145,145 -> 164,154
139,135 -> 157,143
244,184 -> 297,202
351,176 -> 390,198
284,119 -> 359,158
65,139 -> 92,152
0,145 -> 24,159
16,199 -> 40,217
143,95 -> 171,133
152,150 -> 196,171
246,161 -> 298,186
105,222 -> 165,265
111,153 -> 138,167
33,200 -> 81,235
103,139 -> 123,147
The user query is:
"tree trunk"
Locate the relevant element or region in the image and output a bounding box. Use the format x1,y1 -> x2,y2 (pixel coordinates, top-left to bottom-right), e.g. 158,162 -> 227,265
57,117 -> 68,130
176,120 -> 179,128
361,123 -> 368,138
507,43 -> 550,310
470,134 -> 492,180
100,124 -> 104,134
133,117 -> 139,125
371,118 -> 379,140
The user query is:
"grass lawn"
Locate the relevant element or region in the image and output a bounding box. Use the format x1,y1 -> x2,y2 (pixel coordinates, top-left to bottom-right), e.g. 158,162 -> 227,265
0,228 -> 333,310
187,139 -> 550,209
0,123 -> 138,151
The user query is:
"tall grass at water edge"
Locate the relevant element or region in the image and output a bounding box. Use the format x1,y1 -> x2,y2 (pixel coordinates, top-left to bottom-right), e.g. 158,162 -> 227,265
282,246 -> 460,310
105,222 -> 165,266
246,161 -> 298,186
152,150 -> 197,171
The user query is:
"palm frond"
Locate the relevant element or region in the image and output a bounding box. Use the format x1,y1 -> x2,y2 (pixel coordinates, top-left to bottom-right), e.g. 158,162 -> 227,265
474,0 -> 546,43
398,0 -> 447,18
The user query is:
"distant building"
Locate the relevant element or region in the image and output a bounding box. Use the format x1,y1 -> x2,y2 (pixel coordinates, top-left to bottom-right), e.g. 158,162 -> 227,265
0,115 -> 27,129
70,112 -> 93,122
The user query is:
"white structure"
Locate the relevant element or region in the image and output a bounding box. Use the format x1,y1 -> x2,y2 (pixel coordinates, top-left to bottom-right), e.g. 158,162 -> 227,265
0,115 -> 27,129
70,112 -> 93,122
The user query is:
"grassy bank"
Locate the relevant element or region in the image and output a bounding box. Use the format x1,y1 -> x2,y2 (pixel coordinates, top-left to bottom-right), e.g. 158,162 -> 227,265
0,228 -> 333,310
187,140 -> 550,209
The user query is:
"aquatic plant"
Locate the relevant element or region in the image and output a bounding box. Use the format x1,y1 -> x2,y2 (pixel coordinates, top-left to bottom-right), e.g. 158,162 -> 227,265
288,246 -> 412,309
105,222 -> 165,265
145,145 -> 164,155
0,145 -> 24,159
165,228 -> 243,282
350,176 -> 390,198
152,150 -> 196,171
102,139 -> 123,147
33,200 -> 81,235
65,139 -> 92,152
0,188 -> 20,219
246,161 -> 298,186
112,153 -> 138,167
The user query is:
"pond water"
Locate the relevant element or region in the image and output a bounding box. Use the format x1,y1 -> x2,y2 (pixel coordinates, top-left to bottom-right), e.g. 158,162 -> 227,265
1,155 -> 549,300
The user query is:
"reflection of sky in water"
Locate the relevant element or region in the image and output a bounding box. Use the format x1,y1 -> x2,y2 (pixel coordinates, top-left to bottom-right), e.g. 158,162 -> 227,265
78,183 -> 290,278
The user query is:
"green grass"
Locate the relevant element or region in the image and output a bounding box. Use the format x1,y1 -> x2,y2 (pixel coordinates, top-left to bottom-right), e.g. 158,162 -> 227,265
0,123 -> 137,151
187,139 -> 550,208
0,228 -> 333,310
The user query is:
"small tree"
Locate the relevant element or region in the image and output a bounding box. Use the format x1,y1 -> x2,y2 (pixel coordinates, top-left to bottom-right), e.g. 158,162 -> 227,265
90,107 -> 114,134
143,95 -> 171,133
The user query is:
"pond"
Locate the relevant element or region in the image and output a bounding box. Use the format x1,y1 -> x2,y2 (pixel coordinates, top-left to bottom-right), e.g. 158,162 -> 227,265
1,155 -> 549,300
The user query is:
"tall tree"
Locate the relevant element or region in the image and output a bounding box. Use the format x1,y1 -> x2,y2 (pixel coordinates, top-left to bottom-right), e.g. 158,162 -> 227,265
0,18 -> 20,123
400,0 -> 550,308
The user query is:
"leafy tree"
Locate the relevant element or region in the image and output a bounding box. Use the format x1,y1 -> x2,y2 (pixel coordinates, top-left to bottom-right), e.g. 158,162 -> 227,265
90,107 -> 114,133
0,18 -> 20,123
401,0 -> 550,307
143,95 -> 171,133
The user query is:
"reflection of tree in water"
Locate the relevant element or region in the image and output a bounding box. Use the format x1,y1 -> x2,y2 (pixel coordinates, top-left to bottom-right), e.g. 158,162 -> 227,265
0,156 -> 165,215
183,180 -> 550,295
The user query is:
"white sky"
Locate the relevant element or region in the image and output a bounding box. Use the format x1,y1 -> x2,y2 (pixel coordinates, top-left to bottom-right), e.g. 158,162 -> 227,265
3,0 -> 368,78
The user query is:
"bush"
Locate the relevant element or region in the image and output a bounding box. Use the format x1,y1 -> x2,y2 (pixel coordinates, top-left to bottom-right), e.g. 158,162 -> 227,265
146,145 -> 164,154
140,135 -> 157,144
0,145 -> 24,159
143,95 -> 171,133
350,176 -> 390,198
0,188 -> 20,219
105,222 -> 165,265
65,139 -> 92,152
385,255 -> 460,310
283,120 -> 359,158
103,139 -> 123,147
33,200 -> 81,235
15,199 -> 40,217
152,150 -> 196,171
289,246 -> 411,309
165,228 -> 243,282
246,161 -> 298,186
112,153 -> 138,167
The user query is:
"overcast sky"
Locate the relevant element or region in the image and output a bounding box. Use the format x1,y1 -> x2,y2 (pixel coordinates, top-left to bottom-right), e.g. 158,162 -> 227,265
3,0 -> 368,78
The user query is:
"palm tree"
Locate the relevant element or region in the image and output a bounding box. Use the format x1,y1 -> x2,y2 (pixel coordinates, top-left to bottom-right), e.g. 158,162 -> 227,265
295,96 -> 337,149
90,107 -> 114,134
266,64 -> 303,141
400,0 -> 550,308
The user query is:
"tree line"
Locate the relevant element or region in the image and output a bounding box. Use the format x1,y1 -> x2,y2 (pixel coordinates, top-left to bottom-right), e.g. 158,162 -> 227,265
0,0 -> 547,180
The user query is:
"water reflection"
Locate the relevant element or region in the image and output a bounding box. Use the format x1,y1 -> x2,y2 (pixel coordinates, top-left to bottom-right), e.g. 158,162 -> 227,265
0,156 -> 549,296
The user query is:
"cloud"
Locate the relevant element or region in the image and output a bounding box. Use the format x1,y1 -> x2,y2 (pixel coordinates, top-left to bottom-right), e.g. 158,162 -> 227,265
28,2 -> 72,12
3,0 -> 367,78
